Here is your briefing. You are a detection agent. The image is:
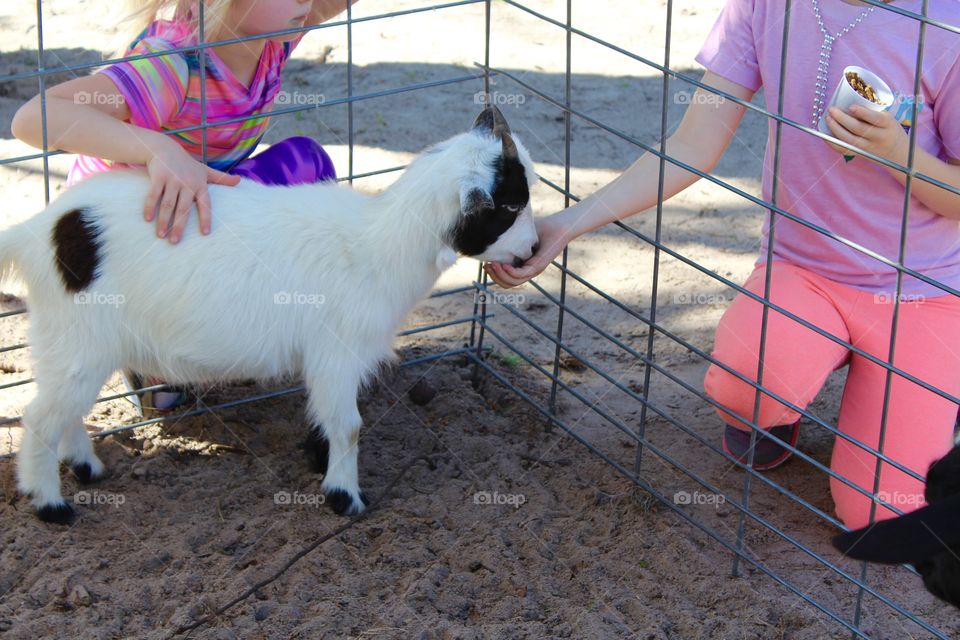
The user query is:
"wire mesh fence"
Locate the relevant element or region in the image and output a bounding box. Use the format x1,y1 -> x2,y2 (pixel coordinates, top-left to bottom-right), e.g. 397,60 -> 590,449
0,1 -> 957,637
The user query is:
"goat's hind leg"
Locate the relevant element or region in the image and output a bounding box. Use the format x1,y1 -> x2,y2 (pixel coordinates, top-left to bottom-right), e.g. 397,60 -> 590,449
303,367 -> 368,516
17,367 -> 108,524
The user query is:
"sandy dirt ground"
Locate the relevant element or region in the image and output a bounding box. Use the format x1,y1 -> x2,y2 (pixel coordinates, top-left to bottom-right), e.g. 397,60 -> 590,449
0,1 -> 958,638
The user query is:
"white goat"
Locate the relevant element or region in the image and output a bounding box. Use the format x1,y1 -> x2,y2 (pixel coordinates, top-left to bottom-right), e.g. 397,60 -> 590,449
1,106 -> 539,524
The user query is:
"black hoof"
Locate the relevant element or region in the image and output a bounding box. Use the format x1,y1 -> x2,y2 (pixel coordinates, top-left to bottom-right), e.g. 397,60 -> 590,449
37,502 -> 75,525
304,430 -> 329,475
68,462 -> 102,485
325,488 -> 363,516
360,491 -> 370,507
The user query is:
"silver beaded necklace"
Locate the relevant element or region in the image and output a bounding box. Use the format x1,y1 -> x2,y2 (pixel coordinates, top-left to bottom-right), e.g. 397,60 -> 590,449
810,0 -> 876,127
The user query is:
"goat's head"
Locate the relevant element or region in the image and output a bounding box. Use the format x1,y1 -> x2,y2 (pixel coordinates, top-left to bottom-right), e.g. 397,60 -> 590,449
443,106 -> 539,268
833,444 -> 960,609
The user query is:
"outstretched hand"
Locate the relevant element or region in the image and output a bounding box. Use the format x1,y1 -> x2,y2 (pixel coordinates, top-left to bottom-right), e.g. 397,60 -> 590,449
484,215 -> 570,288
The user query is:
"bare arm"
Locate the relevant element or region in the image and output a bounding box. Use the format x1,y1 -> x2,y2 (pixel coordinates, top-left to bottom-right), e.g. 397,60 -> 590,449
888,152 -> 960,220
487,71 -> 756,287
12,73 -> 239,243
12,73 -> 161,164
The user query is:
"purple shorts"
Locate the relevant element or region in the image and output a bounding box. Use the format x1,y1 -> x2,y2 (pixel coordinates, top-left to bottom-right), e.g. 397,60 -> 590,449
229,136 -> 337,186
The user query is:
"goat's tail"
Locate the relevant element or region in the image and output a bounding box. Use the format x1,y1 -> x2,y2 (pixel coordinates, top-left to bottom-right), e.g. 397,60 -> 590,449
0,221 -> 31,298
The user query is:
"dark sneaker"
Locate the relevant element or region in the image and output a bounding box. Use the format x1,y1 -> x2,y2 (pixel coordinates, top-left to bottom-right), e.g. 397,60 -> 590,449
723,422 -> 800,471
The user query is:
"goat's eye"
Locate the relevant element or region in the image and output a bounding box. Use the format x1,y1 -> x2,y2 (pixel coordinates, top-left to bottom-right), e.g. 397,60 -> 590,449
503,204 -> 524,214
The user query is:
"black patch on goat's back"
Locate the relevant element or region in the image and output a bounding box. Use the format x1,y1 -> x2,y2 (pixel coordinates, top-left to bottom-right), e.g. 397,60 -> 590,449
52,208 -> 102,292
451,155 -> 529,256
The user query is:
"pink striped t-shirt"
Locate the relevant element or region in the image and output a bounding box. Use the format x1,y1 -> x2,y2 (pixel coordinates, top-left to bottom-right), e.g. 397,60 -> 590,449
67,19 -> 302,184
696,0 -> 960,298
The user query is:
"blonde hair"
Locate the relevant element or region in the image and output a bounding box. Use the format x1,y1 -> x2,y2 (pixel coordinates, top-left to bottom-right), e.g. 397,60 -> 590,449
112,0 -> 234,57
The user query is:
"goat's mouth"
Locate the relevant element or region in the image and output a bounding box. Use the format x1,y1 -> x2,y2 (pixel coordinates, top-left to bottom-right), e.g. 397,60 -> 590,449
511,256 -> 527,269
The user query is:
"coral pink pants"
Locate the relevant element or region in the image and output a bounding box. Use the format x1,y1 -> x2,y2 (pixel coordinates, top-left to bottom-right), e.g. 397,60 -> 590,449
704,261 -> 960,529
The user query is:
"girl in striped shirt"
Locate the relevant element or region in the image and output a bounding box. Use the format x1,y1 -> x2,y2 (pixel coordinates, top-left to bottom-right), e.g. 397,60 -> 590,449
13,0 -> 357,410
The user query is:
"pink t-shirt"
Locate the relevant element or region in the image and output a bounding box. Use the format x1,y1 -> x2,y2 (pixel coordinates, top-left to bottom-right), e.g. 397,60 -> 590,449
696,0 -> 960,297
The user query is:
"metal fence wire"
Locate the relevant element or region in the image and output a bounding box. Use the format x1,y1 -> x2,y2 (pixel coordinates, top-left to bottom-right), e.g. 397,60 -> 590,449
1,1 -> 958,637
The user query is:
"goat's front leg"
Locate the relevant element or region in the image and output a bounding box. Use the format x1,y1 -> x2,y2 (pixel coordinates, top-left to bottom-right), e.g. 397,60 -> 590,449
303,367 -> 368,515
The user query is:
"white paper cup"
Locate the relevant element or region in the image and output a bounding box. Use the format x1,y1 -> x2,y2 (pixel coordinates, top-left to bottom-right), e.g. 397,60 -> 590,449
818,65 -> 894,134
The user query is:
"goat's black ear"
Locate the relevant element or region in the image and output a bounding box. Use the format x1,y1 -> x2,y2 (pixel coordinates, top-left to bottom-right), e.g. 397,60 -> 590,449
832,495 -> 960,564
473,105 -> 511,136
460,186 -> 495,216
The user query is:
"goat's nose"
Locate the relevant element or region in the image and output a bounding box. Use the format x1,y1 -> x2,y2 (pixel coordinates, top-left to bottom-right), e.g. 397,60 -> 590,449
531,242 -> 540,255
512,256 -> 526,269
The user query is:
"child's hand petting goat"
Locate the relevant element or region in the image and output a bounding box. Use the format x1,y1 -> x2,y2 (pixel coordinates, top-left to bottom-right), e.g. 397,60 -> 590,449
2,106 -> 539,525
833,444 -> 960,609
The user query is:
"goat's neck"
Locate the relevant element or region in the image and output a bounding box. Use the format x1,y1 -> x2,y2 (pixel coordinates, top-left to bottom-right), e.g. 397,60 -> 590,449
361,172 -> 458,289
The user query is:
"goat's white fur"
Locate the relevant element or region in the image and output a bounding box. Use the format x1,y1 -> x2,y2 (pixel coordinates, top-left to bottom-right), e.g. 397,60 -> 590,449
2,125 -> 538,518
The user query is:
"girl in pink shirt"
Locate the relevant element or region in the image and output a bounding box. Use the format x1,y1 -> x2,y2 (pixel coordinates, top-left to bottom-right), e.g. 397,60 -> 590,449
13,0 -> 356,411
487,0 -> 960,530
